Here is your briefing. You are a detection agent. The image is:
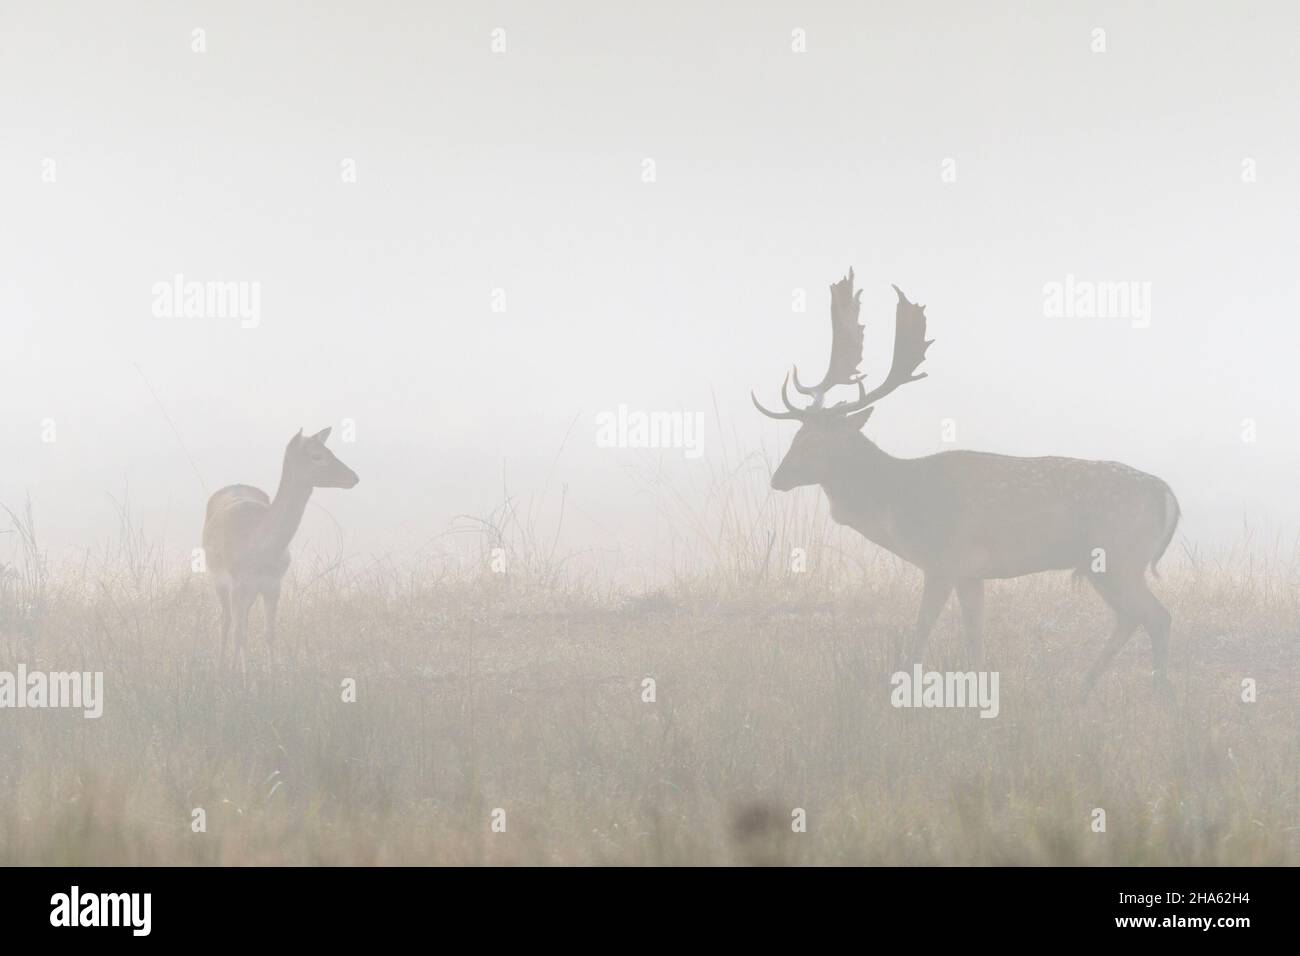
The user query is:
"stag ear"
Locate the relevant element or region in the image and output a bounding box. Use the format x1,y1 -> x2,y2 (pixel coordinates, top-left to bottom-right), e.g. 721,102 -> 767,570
845,406 -> 874,432
312,427 -> 332,444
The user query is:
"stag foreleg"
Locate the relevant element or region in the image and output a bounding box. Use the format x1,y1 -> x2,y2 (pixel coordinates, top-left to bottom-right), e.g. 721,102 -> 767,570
905,573 -> 954,666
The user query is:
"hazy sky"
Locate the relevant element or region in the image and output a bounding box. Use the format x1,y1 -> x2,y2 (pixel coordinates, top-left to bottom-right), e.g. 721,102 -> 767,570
2,1 -> 1298,578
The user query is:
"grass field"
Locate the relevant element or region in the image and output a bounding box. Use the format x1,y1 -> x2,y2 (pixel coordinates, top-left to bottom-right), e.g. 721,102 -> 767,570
1,484 -> 1296,865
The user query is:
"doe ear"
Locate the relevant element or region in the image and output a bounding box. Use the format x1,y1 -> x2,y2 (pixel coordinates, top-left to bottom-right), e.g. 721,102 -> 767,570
845,406 -> 874,432
312,426 -> 332,444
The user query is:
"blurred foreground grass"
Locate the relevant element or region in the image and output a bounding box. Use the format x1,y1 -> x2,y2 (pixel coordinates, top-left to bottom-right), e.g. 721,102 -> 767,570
0,537 -> 1295,865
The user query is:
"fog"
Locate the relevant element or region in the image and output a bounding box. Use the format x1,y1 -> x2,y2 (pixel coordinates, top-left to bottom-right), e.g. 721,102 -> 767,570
3,0 -> 1299,575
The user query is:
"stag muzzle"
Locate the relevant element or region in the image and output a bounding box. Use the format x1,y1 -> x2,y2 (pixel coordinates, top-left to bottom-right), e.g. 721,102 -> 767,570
770,464 -> 799,492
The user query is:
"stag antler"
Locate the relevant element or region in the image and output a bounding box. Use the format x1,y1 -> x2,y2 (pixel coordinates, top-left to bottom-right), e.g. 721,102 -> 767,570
855,284 -> 933,407
749,372 -> 804,420
791,269 -> 865,409
753,276 -> 933,423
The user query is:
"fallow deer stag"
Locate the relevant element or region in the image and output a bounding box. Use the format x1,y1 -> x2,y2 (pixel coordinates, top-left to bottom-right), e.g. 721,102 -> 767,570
202,428 -> 359,667
752,270 -> 1179,695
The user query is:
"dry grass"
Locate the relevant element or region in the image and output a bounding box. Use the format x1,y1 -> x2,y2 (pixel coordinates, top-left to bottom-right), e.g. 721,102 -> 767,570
1,483 -> 1297,865
3,427 -> 1299,866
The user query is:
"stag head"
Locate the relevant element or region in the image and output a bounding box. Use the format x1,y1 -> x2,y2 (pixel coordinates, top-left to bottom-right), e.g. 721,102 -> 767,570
752,271 -> 933,490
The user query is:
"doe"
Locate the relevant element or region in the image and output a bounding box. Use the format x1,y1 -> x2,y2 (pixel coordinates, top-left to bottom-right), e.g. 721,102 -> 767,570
201,427 -> 359,667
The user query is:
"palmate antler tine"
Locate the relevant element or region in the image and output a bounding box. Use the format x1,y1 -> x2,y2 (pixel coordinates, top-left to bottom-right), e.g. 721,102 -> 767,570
845,284 -> 933,410
812,269 -> 866,397
789,270 -> 865,410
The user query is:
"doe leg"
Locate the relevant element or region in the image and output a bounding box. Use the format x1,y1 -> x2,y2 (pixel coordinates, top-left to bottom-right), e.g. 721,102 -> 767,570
231,580 -> 257,678
262,580 -> 282,667
215,579 -> 232,664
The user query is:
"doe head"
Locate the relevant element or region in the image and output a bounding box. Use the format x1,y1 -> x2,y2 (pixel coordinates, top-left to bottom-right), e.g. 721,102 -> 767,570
286,427 -> 359,489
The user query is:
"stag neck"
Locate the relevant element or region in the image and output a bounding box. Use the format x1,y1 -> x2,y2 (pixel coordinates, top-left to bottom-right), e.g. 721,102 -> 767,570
820,434 -> 903,497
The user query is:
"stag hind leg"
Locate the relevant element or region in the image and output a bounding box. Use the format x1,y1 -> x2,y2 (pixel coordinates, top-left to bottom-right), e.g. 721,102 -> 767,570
955,578 -> 985,668
1134,577 -> 1172,688
1081,615 -> 1138,699
1082,569 -> 1171,698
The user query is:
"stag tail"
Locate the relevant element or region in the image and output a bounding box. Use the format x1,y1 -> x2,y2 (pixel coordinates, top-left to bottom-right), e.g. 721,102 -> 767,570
1150,485 -> 1181,578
